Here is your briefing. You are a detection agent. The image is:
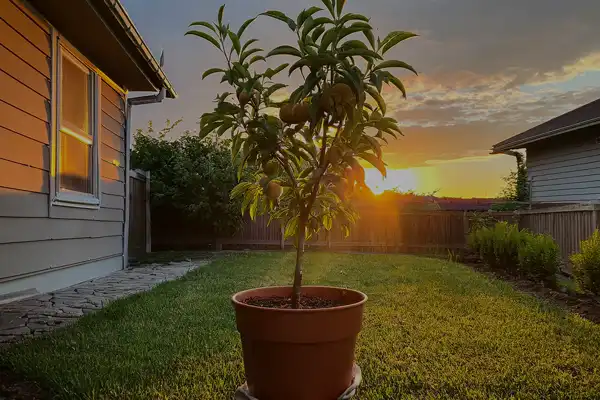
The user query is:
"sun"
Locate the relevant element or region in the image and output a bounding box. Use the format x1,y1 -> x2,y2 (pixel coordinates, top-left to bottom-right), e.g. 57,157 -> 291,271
364,168 -> 419,195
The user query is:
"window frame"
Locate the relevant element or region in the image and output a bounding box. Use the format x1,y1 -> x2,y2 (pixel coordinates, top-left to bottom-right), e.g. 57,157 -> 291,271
51,35 -> 101,209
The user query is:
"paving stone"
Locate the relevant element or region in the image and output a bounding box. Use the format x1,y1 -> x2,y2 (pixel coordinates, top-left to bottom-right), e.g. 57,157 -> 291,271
0,326 -> 31,335
0,260 -> 209,344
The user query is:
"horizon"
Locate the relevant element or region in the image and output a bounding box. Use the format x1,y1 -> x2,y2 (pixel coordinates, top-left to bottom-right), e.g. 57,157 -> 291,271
122,0 -> 600,198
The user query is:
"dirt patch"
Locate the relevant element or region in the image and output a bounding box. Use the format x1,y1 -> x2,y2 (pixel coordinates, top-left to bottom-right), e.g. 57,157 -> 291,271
242,295 -> 343,309
465,260 -> 600,324
0,370 -> 48,400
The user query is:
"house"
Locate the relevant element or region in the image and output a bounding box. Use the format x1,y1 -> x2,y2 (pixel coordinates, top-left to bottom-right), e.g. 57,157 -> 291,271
492,99 -> 600,204
0,0 -> 176,301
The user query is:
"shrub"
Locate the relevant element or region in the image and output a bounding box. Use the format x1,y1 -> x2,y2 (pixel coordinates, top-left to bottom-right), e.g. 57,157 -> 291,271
468,222 -> 525,272
571,230 -> 600,295
518,233 -> 560,284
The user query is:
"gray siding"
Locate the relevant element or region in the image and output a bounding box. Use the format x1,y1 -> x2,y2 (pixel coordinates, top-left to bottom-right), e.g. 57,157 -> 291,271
527,126 -> 600,203
0,0 -> 126,287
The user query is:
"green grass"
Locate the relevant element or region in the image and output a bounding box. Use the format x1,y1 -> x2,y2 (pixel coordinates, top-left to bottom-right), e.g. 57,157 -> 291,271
2,252 -> 600,399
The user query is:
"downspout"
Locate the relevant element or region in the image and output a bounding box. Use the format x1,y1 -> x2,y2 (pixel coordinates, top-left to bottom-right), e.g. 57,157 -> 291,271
123,52 -> 166,268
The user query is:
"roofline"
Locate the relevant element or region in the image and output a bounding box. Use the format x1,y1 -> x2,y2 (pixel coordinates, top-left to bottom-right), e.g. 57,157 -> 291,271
102,0 -> 177,98
492,116 -> 600,153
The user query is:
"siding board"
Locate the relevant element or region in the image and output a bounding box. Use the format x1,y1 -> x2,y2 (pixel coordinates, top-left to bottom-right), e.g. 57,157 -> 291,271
0,218 -> 122,244
0,188 -> 48,217
101,96 -> 125,124
0,19 -> 50,78
102,180 -> 125,197
101,143 -> 124,166
0,70 -> 49,122
8,0 -> 49,33
0,159 -> 48,193
0,45 -> 50,98
101,111 -> 125,139
100,193 -> 125,210
101,80 -> 124,109
0,100 -> 49,144
101,127 -> 125,153
0,0 -> 50,55
49,206 -> 124,222
101,161 -> 125,182
0,236 -> 123,279
0,126 -> 49,170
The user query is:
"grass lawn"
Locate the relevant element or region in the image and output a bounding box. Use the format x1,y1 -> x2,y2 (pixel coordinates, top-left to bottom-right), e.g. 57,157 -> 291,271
2,252 -> 600,399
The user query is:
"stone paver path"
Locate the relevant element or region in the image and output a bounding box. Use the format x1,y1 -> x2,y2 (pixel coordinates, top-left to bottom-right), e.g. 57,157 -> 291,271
0,261 -> 208,345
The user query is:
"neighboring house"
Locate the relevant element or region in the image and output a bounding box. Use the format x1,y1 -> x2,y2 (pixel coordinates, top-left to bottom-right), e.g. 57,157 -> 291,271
0,0 -> 176,301
492,99 -> 600,204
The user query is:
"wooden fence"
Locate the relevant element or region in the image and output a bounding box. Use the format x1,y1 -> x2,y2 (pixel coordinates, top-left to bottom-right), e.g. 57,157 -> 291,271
151,202 -> 600,260
128,170 -> 151,260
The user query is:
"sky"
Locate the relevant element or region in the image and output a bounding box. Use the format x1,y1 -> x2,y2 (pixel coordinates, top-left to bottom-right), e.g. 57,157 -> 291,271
121,0 -> 600,198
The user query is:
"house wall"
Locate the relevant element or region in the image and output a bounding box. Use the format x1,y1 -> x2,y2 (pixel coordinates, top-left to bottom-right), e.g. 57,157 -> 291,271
0,0 -> 127,298
527,125 -> 600,203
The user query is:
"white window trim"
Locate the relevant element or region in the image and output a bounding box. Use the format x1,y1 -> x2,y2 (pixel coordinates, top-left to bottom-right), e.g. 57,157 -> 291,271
50,34 -> 101,209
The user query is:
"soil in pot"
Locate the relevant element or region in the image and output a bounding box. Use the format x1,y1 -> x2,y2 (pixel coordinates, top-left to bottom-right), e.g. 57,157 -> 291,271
242,295 -> 343,309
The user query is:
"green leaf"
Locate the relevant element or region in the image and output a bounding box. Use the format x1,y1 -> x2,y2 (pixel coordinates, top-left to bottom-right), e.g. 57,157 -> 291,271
297,6 -> 323,28
185,30 -> 221,49
248,55 -> 266,66
339,13 -> 369,25
365,85 -> 386,115
337,26 -> 367,42
218,5 -> 225,25
265,83 -> 287,98
237,17 -> 256,38
231,134 -> 243,160
360,152 -> 386,177
336,0 -> 346,17
232,62 -> 250,78
373,60 -> 418,75
385,73 -> 407,98
340,40 -> 369,51
189,21 -> 217,33
319,28 -> 338,52
228,31 -> 241,54
301,16 -> 317,40
380,31 -> 418,54
338,48 -> 382,60
289,54 -> 338,75
249,194 -> 259,220
363,135 -> 382,158
284,216 -> 299,238
241,38 -> 259,54
264,63 -> 290,79
267,45 -> 302,58
364,29 -> 375,49
312,26 -> 326,42
323,214 -> 333,230
239,48 -> 263,64
350,21 -> 372,30
320,0 -> 335,17
202,68 -> 225,80
261,11 -> 296,30
230,181 -> 252,199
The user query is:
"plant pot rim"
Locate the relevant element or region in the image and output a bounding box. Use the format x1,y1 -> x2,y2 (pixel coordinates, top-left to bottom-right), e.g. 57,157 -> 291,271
232,285 -> 368,313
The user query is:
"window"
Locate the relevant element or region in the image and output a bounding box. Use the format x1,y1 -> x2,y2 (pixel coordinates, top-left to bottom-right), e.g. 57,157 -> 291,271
53,43 -> 100,207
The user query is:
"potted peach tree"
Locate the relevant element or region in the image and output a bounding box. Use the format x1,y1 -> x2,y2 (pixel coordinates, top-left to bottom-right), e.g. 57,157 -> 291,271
187,1 -> 416,398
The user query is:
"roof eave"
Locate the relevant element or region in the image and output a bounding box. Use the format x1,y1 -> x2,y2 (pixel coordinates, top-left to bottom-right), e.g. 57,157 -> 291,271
492,116 -> 600,153
102,0 -> 177,99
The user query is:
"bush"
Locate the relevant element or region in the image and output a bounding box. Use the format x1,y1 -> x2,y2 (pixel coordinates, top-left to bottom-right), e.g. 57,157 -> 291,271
571,230 -> 600,295
468,222 -> 525,272
518,233 -> 560,284
131,120 -> 244,237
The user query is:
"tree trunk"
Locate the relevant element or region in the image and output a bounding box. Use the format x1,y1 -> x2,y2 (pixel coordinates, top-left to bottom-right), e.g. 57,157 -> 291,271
291,216 -> 307,309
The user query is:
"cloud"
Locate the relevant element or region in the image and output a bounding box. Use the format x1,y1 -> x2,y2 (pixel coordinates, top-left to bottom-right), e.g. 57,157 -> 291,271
425,154 -> 504,165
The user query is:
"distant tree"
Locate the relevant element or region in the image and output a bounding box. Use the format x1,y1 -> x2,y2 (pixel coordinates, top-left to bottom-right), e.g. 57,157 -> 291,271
131,120 -> 243,237
500,151 -> 529,202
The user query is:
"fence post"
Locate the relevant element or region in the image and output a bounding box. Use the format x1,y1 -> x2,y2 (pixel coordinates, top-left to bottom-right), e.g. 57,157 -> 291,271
463,211 -> 469,246
593,204 -> 599,232
280,224 -> 285,250
145,171 -> 152,254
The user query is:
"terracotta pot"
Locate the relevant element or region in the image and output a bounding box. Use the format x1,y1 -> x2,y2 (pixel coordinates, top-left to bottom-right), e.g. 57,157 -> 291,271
232,286 -> 367,400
